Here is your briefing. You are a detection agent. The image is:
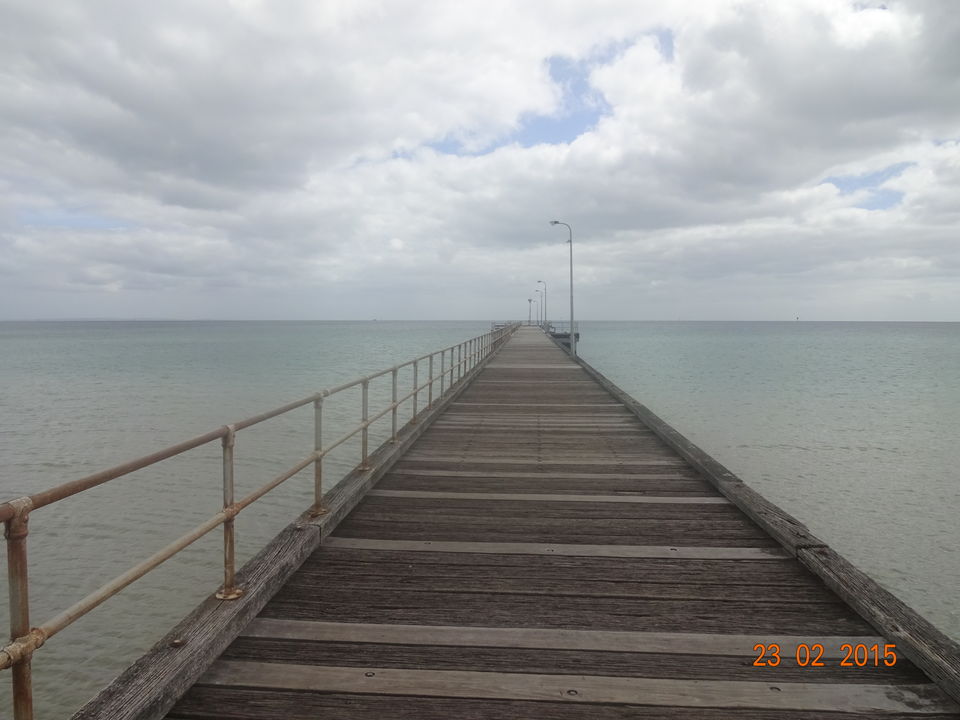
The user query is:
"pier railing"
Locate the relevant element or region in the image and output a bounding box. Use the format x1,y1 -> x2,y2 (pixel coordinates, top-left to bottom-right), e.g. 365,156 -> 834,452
0,323 -> 518,720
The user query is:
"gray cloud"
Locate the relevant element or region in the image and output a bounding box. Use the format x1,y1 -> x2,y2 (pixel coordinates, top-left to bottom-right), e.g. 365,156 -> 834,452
1,0 -> 958,320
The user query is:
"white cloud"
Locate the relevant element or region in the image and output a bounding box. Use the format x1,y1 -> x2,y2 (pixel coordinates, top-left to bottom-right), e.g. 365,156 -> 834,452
0,0 -> 958,319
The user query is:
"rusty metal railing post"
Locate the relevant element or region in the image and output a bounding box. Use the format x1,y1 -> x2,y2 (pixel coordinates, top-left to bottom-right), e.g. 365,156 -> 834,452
216,426 -> 242,600
310,397 -> 328,516
391,368 -> 398,442
412,360 -> 419,423
5,498 -> 35,720
440,350 -> 445,396
457,344 -> 462,382
428,354 -> 434,407
360,379 -> 370,469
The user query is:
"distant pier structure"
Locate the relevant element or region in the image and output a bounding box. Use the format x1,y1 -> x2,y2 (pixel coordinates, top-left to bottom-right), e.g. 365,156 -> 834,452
520,319 -> 580,351
3,325 -> 960,720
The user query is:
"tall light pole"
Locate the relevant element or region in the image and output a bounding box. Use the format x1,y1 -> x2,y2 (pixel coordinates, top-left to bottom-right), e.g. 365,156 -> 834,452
537,280 -> 547,331
532,299 -> 539,328
527,298 -> 532,325
534,288 -> 543,327
549,220 -> 576,356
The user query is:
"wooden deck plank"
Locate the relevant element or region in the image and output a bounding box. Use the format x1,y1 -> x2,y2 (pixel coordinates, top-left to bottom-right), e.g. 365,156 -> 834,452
240,618 -> 882,659
376,475 -> 716,495
198,661 -> 959,714
384,468 -> 692,479
391,462 -> 697,473
296,547 -> 814,584
322,537 -> 788,558
222,638 -> 928,683
357,495 -> 740,514
170,687 -> 960,720
366,489 -> 730,503
262,589 -> 871,635
279,574 -> 841,602
331,524 -> 780,547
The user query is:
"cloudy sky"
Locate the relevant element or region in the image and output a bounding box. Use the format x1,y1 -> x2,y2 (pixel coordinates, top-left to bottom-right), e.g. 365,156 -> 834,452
1,0 -> 958,321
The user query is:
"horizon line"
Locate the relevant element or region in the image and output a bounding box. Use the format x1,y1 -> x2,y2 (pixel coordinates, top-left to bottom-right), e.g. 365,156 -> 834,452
2,318 -> 959,324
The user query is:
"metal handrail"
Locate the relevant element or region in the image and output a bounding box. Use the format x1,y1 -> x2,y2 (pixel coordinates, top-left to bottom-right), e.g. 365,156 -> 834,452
0,323 -> 519,719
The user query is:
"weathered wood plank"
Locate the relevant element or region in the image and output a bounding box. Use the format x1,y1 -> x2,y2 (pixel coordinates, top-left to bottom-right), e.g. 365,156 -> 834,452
323,537 -> 789,559
169,686 -> 960,720
264,587 -> 867,636
376,475 -> 715,495
199,661 -> 960,714
453,399 -> 624,404
397,458 -> 687,468
472,379 -> 597,384
482,364 -> 584,369
332,523 -> 779,547
223,637 -> 929,683
339,509 -> 771,529
354,496 -> 742,517
367,490 -> 730,504
385,468 -> 691,480
240,619 -> 882,659
285,571 -> 833,602
299,549 -> 813,586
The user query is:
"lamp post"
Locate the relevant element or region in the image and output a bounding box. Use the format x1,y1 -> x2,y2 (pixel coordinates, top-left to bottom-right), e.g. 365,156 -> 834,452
535,288 -> 543,328
537,280 -> 547,331
549,220 -> 576,356
527,298 -> 532,325
532,299 -> 539,328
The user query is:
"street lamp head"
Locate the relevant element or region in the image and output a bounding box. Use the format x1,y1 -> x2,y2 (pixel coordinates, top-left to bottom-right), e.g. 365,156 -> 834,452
549,220 -> 559,225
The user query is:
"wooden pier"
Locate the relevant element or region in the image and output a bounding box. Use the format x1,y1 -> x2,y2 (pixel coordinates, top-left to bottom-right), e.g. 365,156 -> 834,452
155,327 -> 959,719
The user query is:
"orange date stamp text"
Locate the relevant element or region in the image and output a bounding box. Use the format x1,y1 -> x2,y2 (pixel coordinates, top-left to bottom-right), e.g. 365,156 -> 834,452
753,643 -> 898,667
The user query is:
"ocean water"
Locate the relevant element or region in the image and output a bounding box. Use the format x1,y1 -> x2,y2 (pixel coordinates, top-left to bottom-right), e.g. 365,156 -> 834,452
0,320 -> 958,717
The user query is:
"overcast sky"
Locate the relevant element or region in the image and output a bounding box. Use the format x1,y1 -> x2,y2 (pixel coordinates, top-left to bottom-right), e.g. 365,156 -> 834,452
1,0 -> 958,321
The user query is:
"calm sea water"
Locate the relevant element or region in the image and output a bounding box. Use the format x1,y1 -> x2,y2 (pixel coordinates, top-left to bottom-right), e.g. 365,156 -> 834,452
1,320 -> 958,717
